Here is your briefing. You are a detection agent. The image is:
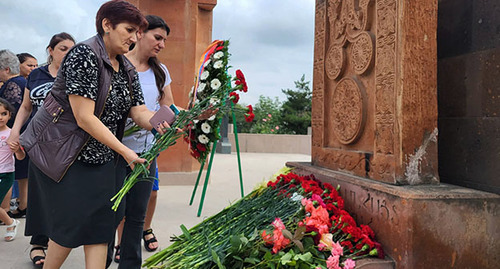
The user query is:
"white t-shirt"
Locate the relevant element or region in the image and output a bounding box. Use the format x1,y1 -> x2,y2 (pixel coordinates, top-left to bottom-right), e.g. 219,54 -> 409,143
122,64 -> 172,153
0,129 -> 15,173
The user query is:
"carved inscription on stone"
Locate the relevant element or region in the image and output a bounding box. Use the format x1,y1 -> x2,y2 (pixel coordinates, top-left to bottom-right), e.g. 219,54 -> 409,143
312,1 -> 327,148
374,0 -> 397,157
341,188 -> 399,226
332,77 -> 366,144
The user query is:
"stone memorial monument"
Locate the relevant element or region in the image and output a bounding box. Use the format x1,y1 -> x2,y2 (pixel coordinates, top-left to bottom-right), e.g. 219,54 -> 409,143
128,0 -> 217,184
289,0 -> 500,268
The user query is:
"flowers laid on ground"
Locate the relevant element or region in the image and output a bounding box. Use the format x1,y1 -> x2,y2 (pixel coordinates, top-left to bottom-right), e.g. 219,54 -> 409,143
143,170 -> 384,268
184,40 -> 252,162
111,40 -> 253,210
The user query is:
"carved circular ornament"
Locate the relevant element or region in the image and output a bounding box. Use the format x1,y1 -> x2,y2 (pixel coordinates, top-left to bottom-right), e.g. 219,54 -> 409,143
325,45 -> 345,80
332,77 -> 366,144
350,32 -> 374,75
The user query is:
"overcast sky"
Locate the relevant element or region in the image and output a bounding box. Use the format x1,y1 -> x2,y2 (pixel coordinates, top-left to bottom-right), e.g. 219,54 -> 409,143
0,0 -> 315,105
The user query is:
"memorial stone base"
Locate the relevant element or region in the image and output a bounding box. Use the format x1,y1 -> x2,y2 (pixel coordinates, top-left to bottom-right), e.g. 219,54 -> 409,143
288,162 -> 500,269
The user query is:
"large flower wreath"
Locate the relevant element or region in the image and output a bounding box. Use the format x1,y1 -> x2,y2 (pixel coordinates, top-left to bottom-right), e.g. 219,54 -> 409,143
184,40 -> 252,162
111,40 -> 253,210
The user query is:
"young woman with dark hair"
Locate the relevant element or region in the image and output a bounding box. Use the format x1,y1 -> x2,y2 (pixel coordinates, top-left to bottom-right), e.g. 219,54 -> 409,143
109,14 -> 176,268
19,1 -> 169,268
17,53 -> 38,78
7,32 -> 75,268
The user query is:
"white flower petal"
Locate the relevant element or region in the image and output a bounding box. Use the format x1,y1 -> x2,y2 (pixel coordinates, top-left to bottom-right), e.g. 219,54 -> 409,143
198,134 -> 209,144
214,61 -> 223,69
209,97 -> 220,106
201,71 -> 209,80
203,59 -> 211,68
208,115 -> 216,121
197,83 -> 206,93
211,78 -> 221,90
214,51 -> 224,59
201,122 -> 211,134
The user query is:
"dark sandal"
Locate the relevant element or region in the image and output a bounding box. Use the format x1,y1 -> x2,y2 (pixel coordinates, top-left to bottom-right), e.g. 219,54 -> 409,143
143,228 -> 158,252
114,245 -> 120,263
10,207 -> 27,218
30,246 -> 46,268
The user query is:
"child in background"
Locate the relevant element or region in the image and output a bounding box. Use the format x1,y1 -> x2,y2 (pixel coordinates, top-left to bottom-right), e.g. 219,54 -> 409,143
0,98 -> 25,241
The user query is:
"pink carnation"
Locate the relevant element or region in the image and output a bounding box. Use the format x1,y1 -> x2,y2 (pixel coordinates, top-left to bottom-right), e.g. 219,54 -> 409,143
331,241 -> 343,256
343,259 -> 356,269
272,218 -> 286,230
326,254 -> 341,269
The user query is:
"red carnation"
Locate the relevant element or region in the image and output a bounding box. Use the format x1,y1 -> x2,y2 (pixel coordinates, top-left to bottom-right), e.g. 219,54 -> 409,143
236,69 -> 245,81
235,69 -> 248,92
229,92 -> 240,104
190,149 -> 200,158
244,112 -> 255,122
196,143 -> 207,152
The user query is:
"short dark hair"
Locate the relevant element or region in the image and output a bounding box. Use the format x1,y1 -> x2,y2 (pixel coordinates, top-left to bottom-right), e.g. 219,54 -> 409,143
95,0 -> 148,36
17,53 -> 36,64
0,97 -> 15,115
47,32 -> 75,64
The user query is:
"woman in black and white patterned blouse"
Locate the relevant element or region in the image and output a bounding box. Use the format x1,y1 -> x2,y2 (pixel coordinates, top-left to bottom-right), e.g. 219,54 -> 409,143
24,1 -> 169,268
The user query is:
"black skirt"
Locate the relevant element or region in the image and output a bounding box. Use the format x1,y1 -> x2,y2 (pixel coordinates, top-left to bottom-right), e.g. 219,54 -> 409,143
25,159 -> 126,248
14,154 -> 29,179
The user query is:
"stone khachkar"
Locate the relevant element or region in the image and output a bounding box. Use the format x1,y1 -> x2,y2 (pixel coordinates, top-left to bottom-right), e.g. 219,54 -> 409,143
312,0 -> 438,185
289,0 -> 500,268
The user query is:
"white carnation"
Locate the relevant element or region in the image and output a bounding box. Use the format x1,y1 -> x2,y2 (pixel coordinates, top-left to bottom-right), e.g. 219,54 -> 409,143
213,60 -> 223,69
198,134 -> 210,144
201,71 -> 209,80
214,51 -> 224,59
208,115 -> 216,121
197,83 -> 206,93
210,78 -> 221,90
209,97 -> 220,106
203,59 -> 211,68
201,122 -> 211,134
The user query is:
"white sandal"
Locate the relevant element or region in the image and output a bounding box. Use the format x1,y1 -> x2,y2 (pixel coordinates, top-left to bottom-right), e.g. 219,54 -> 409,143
4,218 -> 20,241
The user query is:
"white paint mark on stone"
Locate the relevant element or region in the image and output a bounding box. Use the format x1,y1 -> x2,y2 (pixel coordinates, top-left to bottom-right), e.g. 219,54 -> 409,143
405,128 -> 438,184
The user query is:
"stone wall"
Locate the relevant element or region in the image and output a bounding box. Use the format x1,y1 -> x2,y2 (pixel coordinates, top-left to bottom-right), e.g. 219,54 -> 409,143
437,0 -> 500,194
227,133 -> 311,155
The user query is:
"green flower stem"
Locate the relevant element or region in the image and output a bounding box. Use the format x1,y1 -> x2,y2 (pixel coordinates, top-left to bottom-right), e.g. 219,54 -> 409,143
231,102 -> 244,198
197,140 -> 218,217
189,157 -> 206,205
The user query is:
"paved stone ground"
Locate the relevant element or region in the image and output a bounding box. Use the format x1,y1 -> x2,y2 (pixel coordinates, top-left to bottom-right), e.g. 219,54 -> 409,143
0,152 -> 311,268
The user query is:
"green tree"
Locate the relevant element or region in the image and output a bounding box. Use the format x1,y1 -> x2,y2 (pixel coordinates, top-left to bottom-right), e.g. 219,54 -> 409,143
279,75 -> 312,134
249,95 -> 282,134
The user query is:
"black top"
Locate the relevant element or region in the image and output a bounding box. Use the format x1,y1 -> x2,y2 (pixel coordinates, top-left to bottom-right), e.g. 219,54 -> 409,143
26,65 -> 54,115
62,44 -> 145,164
0,75 -> 26,127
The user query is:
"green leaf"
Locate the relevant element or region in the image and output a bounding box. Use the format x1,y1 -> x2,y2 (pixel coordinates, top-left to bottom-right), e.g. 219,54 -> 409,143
297,252 -> 312,262
264,251 -> 273,261
232,256 -> 243,261
281,252 -> 293,265
230,235 -> 242,250
180,224 -> 192,240
211,249 -> 225,269
244,257 -> 259,264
